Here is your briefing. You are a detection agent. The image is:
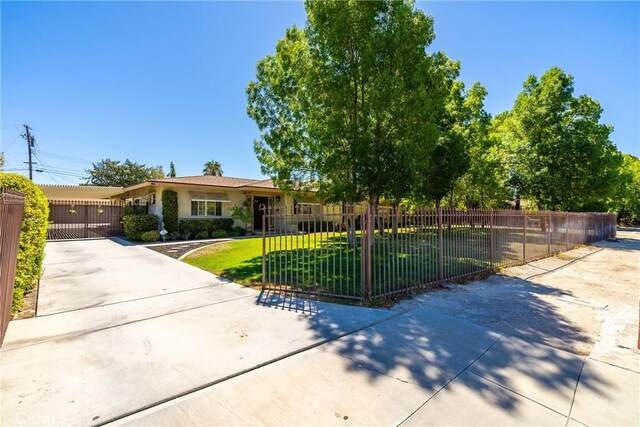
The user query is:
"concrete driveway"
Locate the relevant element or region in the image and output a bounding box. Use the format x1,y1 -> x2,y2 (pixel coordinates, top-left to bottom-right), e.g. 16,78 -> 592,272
1,232 -> 638,426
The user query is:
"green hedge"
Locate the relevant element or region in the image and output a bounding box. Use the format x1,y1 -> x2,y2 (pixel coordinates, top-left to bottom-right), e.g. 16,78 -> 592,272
161,190 -> 178,233
194,230 -> 209,239
123,205 -> 148,216
179,218 -> 234,235
140,230 -> 160,242
0,173 -> 49,313
122,214 -> 159,240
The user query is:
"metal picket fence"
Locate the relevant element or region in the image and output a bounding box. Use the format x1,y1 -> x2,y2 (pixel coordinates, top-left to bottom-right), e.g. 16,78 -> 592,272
261,205 -> 616,301
0,189 -> 25,347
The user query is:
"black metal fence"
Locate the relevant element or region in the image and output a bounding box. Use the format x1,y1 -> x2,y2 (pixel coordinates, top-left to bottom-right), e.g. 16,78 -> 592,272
261,205 -> 617,301
0,189 -> 25,347
47,199 -> 123,240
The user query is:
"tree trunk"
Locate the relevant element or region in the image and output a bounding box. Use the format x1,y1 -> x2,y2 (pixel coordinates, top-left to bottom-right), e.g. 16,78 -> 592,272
392,203 -> 399,236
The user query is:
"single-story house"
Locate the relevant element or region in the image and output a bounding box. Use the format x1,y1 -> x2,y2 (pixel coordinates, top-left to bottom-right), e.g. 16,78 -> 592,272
118,175 -> 322,232
37,176 -> 335,234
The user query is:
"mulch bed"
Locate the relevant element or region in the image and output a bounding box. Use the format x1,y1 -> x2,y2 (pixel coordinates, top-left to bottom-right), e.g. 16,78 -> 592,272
146,240 -> 227,259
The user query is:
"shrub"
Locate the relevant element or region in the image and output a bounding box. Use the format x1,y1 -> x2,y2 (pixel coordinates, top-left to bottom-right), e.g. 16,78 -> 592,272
168,231 -> 182,241
161,190 -> 178,233
210,230 -> 230,239
179,218 -> 234,235
195,230 -> 209,239
140,230 -> 160,242
0,173 -> 49,313
229,205 -> 252,231
232,225 -> 246,236
123,205 -> 147,216
122,214 -> 159,240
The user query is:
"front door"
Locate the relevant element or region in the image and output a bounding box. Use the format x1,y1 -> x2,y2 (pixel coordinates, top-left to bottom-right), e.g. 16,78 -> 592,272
253,196 -> 270,231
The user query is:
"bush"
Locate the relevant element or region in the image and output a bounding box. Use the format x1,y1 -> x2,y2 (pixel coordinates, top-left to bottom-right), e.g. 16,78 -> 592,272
194,230 -> 209,239
168,231 -> 182,241
210,230 -> 231,239
140,230 -> 160,242
232,225 -> 246,236
161,190 -> 178,233
179,218 -> 234,235
229,205 -> 252,230
122,214 -> 159,240
0,173 -> 49,313
123,205 -> 147,216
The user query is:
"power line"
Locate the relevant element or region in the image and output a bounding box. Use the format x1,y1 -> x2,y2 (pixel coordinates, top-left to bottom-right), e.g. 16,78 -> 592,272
38,150 -> 94,165
33,152 -> 61,184
1,134 -> 23,155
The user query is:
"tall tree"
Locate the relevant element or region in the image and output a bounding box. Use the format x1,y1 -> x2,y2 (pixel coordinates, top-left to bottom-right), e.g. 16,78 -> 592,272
168,161 -> 177,178
454,84 -> 510,209
84,159 -> 164,187
248,0 -> 446,207
613,154 -> 640,224
503,67 -> 622,211
0,152 -> 4,169
203,160 -> 223,176
414,79 -> 480,207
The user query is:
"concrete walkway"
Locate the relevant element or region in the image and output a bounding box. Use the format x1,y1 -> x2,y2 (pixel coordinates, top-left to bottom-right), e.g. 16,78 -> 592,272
1,232 -> 638,426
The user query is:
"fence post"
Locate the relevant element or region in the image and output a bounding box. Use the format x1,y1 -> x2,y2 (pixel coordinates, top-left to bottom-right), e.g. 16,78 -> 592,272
360,205 -> 372,301
366,205 -> 372,300
84,204 -> 89,239
438,207 -> 444,280
261,208 -> 266,289
489,210 -> 494,270
522,209 -> 527,262
547,212 -> 551,256
565,212 -> 569,251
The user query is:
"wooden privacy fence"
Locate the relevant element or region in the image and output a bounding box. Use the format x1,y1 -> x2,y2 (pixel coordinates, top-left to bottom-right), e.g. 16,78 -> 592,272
47,199 -> 123,240
0,189 -> 25,347
261,205 -> 617,301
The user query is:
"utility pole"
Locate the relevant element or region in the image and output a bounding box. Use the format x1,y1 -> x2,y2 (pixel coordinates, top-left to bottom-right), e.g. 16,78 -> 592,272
22,124 -> 35,180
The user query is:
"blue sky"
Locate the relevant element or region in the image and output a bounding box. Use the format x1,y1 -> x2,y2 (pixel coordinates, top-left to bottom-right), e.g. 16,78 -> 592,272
2,1 -> 638,185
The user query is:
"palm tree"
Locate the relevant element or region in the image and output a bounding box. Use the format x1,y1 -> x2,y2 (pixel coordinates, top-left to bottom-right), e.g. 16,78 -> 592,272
203,160 -> 223,176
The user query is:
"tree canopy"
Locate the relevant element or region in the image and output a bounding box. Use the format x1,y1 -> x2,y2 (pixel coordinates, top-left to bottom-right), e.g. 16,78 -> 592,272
203,160 -> 223,176
84,159 -> 164,187
500,67 -> 622,211
612,154 -> 640,224
168,161 -> 177,178
248,0 -> 628,216
248,0 -> 449,205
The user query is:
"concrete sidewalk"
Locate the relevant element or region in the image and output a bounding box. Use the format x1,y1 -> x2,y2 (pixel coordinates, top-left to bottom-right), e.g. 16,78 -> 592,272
1,232 -> 639,426
0,239 -> 392,426
112,230 -> 640,427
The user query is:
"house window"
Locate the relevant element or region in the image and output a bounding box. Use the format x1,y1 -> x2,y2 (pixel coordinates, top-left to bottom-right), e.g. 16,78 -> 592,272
150,194 -> 156,205
294,200 -> 313,215
191,200 -> 222,217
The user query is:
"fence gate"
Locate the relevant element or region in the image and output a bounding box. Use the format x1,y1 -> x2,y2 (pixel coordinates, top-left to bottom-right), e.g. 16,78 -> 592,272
47,199 -> 123,240
0,189 -> 25,347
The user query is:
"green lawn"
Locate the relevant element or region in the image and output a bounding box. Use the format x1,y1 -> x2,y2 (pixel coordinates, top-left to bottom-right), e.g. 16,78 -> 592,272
184,238 -> 266,285
183,226 -> 535,298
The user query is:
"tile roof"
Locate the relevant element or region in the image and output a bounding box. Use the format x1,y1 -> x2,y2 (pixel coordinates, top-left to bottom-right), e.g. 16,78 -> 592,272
143,175 -> 278,189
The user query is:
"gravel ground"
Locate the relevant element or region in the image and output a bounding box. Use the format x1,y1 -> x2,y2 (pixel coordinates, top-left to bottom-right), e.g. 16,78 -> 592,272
145,239 -> 230,259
